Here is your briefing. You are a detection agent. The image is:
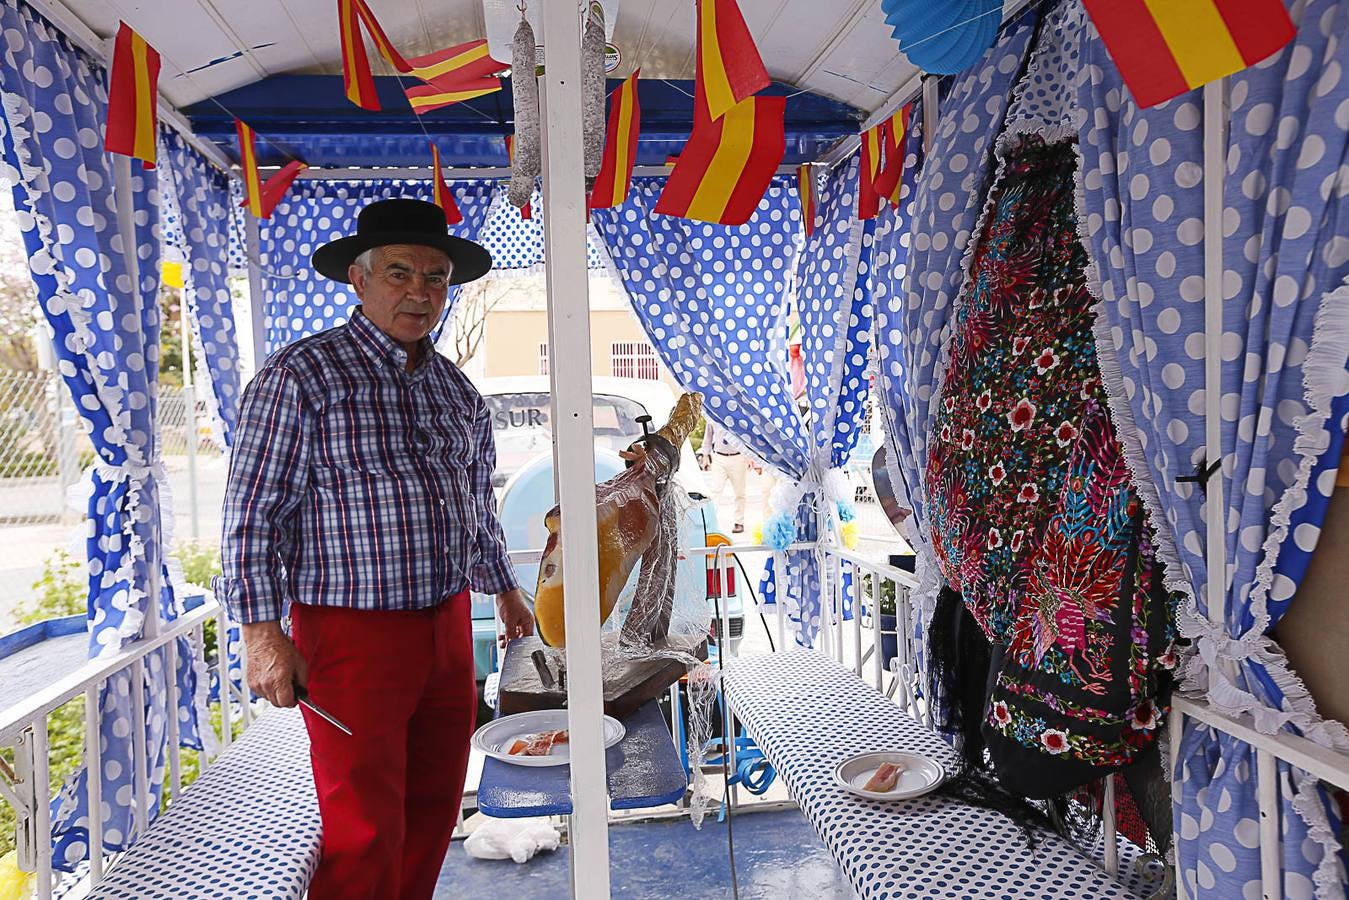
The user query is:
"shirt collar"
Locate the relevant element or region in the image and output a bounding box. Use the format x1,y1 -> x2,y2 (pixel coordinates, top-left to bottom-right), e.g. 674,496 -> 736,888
347,308 -> 436,375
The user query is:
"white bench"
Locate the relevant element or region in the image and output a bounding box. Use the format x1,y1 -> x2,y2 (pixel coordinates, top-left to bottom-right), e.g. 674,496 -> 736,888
723,651 -> 1151,900
88,706 -> 320,900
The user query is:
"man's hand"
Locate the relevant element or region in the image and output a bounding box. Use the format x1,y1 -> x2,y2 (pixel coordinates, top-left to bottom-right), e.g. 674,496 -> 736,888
497,588 -> 535,647
698,454 -> 711,471
242,621 -> 308,708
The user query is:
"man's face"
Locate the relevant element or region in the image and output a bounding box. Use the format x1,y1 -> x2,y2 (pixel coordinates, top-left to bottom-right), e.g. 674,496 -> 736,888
349,244 -> 453,347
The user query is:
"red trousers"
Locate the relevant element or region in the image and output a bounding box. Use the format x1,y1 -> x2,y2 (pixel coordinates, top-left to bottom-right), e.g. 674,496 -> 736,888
291,593 -> 477,900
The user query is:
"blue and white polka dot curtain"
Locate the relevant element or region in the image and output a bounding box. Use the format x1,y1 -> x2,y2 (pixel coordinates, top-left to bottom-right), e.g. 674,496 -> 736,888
258,179 -> 496,353
880,11 -> 1038,645
477,186 -> 609,274
1077,0 -> 1349,892
0,0 -> 208,870
160,129 -> 240,447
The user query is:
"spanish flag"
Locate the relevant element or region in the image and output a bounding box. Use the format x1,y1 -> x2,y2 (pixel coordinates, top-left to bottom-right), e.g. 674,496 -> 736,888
430,144 -> 463,226
407,39 -> 503,85
406,80 -> 501,114
1082,0 -> 1295,109
655,95 -> 785,227
798,164 -> 817,237
339,0 -> 413,111
589,72 -> 641,211
504,136 -> 532,219
242,160 -> 309,220
858,122 -> 883,221
105,22 -> 161,168
695,0 -> 770,122
873,104 -> 911,208
235,119 -> 264,218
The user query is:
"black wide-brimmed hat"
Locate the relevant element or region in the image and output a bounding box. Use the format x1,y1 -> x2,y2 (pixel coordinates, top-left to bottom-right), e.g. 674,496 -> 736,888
311,197 -> 492,285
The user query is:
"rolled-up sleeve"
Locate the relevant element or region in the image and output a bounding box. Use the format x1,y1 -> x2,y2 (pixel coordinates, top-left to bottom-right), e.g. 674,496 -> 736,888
467,402 -> 519,595
212,364 -> 310,624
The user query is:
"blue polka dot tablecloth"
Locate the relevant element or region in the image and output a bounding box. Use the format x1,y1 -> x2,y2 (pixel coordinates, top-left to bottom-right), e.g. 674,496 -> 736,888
724,651 -> 1149,900
87,708 -> 319,899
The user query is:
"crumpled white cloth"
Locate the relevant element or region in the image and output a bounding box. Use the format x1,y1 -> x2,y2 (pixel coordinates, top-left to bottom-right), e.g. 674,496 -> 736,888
463,816 -> 560,864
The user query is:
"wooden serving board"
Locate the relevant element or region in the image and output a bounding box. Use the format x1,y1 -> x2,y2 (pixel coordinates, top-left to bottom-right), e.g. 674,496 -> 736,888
497,633 -> 708,720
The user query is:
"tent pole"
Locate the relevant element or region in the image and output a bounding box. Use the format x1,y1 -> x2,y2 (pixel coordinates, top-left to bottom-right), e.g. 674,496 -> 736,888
538,3 -> 611,898
245,212 -> 268,373
1202,79 -> 1229,692
112,151 -> 161,640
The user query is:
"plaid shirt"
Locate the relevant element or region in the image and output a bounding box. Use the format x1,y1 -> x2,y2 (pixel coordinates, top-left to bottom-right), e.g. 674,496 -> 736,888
214,310 -> 518,624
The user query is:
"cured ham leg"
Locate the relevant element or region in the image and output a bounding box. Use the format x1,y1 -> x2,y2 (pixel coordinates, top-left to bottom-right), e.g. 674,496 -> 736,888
534,393 -> 703,647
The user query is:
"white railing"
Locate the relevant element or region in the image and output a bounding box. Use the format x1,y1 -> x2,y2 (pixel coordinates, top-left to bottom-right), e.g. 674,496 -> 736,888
0,595 -> 252,899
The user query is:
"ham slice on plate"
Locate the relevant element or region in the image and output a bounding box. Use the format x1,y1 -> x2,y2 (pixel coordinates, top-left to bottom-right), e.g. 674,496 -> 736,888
507,729 -> 570,757
863,761 -> 904,792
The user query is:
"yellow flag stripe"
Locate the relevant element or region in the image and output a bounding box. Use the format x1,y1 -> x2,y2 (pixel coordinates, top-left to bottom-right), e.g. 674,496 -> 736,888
241,125 -> 262,216
130,33 -> 155,162
340,0 -> 363,103
408,85 -> 499,110
685,100 -> 755,222
610,80 -> 636,206
700,0 -> 734,119
1142,0 -> 1245,88
412,43 -> 489,82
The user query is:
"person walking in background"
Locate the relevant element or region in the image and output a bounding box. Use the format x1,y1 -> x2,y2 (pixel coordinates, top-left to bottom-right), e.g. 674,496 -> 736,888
699,417 -> 749,533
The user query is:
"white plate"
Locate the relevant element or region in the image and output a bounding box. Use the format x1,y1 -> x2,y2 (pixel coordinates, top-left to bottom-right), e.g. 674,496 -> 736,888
471,710 -> 626,767
834,751 -> 944,801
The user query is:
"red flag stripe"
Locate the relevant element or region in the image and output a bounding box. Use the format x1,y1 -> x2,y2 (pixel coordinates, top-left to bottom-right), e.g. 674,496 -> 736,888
235,120 -> 264,218
589,72 -> 641,210
798,164 -> 816,236
1081,0 -> 1193,108
1210,0 -> 1297,66
105,23 -> 161,165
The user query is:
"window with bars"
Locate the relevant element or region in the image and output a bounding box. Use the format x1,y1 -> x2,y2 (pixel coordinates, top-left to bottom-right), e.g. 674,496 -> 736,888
539,343 -> 549,375
610,341 -> 660,380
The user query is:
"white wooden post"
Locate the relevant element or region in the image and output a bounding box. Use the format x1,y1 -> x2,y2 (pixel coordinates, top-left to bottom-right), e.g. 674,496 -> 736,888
1202,79 -> 1229,693
538,3 -> 612,897
245,213 -> 268,373
179,294 -> 200,541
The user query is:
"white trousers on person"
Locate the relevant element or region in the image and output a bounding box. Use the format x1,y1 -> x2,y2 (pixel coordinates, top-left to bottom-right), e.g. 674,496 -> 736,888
707,453 -> 748,526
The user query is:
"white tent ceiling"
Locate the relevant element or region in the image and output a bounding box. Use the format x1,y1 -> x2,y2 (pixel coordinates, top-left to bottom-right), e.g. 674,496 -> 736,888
33,0 -> 1018,117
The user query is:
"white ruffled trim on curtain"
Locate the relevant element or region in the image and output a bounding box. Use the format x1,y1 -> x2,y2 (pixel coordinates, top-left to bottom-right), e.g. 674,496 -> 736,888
1290,765 -> 1349,900
1172,278 -> 1349,753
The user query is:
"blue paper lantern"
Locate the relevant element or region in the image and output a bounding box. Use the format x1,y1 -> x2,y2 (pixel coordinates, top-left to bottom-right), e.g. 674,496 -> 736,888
880,0 -> 1001,75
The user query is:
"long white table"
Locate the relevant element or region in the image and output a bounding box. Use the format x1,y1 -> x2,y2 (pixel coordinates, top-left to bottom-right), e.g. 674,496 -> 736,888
724,651 -> 1151,900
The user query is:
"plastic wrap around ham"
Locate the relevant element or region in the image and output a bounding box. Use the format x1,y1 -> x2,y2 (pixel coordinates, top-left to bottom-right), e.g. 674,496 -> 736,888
533,393 -> 703,647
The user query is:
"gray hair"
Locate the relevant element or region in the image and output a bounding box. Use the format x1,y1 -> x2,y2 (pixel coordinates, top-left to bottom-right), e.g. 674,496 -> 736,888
353,247 -> 380,274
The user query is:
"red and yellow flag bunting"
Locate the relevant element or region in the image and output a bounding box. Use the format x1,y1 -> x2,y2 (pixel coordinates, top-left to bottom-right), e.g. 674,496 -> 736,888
798,164 -> 817,237
695,0 -> 770,122
404,39 -> 505,114
656,96 -> 785,226
429,143 -> 462,225
339,0 -> 415,110
858,122 -> 884,221
872,104 -> 911,207
105,22 -> 161,168
589,71 -> 641,210
1082,0 -> 1294,108
235,119 -> 264,218
241,160 -> 309,220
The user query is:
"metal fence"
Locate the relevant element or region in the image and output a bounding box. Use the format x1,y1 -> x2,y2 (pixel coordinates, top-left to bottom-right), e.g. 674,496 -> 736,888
0,370 -> 223,528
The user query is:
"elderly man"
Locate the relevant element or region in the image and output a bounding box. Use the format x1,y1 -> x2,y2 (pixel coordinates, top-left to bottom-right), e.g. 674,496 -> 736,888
215,198 -> 534,900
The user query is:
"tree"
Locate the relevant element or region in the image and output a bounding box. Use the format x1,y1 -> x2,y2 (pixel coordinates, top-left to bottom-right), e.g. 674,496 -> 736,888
0,190 -> 38,373
440,277 -> 518,369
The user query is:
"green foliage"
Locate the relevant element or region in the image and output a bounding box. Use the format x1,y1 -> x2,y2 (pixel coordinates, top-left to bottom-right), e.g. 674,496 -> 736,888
19,550 -> 85,625
175,541 -> 221,587
690,415 -> 707,454
861,573 -> 898,616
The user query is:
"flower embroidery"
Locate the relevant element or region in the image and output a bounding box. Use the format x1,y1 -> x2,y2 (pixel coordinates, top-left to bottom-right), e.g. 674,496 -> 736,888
989,462 -> 1007,485
987,527 -> 1003,549
1012,336 -> 1030,356
976,389 -> 993,411
1017,483 -> 1039,503
1157,643 -> 1179,670
1054,421 -> 1079,447
940,424 -> 952,443
1010,530 -> 1025,552
961,429 -> 975,451
1041,729 -> 1069,755
991,700 -> 1011,727
1034,350 -> 1059,374
1131,701 -> 1158,731
1008,399 -> 1036,432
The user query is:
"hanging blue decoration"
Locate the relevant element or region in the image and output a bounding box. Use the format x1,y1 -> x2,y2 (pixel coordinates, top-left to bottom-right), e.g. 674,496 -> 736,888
880,0 -> 1001,75
763,512 -> 798,553
835,500 -> 856,524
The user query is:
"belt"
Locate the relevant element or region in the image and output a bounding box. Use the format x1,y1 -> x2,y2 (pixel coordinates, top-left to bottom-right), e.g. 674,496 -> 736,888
714,450 -> 741,457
